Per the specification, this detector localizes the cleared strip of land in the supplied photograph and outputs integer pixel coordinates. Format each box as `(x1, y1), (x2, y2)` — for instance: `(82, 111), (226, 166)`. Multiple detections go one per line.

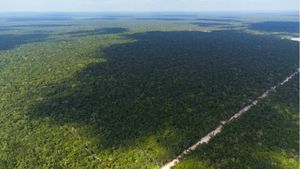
(290, 37), (300, 42)
(161, 69), (299, 169)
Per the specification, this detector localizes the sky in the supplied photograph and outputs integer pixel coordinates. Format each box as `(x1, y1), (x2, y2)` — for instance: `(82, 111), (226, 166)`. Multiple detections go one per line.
(0, 0), (299, 12)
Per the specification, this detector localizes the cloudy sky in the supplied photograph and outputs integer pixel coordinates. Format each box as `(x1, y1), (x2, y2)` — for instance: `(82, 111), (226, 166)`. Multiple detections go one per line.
(0, 0), (299, 12)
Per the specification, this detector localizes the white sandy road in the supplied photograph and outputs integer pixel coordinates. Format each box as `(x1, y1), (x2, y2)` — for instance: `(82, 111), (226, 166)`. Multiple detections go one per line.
(161, 69), (299, 169)
(290, 37), (300, 42)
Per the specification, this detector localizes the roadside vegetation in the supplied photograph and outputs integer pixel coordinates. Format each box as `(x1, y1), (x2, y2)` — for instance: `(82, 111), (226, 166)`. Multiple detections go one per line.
(175, 76), (299, 169)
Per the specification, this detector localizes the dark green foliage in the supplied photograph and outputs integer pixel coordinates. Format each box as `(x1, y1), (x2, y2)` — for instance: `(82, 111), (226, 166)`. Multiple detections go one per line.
(34, 30), (298, 144)
(100, 17), (119, 20)
(0, 27), (13, 31)
(136, 18), (186, 21)
(196, 18), (241, 22)
(249, 21), (300, 33)
(66, 28), (128, 37)
(5, 17), (72, 22)
(28, 30), (298, 167)
(7, 24), (74, 28)
(0, 33), (48, 50)
(157, 14), (197, 17)
(191, 22), (230, 27)
(175, 77), (299, 169)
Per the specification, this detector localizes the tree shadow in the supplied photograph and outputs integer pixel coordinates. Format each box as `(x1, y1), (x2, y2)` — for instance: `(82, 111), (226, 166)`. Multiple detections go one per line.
(248, 21), (300, 33)
(0, 27), (13, 31)
(8, 24), (74, 28)
(176, 77), (299, 169)
(5, 17), (72, 22)
(136, 17), (186, 21)
(196, 18), (241, 22)
(191, 22), (231, 27)
(29, 30), (299, 150)
(0, 33), (48, 51)
(65, 27), (128, 37)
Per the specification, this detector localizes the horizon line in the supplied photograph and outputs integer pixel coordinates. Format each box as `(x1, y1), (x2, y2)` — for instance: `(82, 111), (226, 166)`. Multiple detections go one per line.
(0, 10), (299, 13)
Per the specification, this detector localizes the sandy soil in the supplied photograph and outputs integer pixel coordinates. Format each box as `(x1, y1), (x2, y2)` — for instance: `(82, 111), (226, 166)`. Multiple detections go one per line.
(290, 37), (300, 42)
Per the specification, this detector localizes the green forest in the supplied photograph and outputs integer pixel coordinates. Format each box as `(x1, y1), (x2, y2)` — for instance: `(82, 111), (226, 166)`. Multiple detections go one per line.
(175, 76), (299, 169)
(0, 13), (299, 169)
